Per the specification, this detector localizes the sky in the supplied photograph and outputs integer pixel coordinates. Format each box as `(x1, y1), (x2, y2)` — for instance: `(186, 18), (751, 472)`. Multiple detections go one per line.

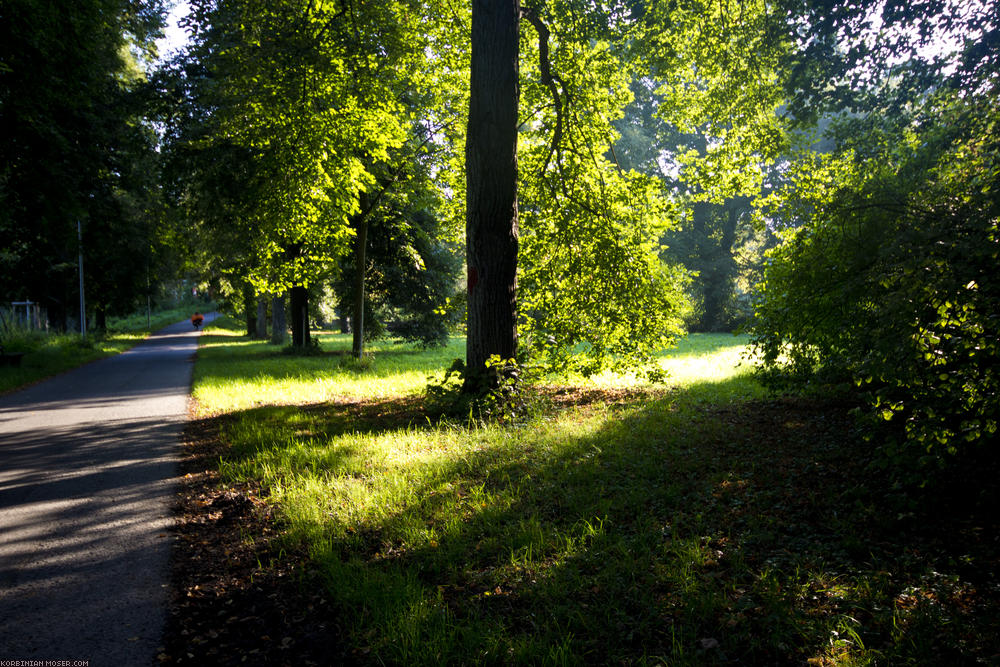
(155, 1), (192, 62)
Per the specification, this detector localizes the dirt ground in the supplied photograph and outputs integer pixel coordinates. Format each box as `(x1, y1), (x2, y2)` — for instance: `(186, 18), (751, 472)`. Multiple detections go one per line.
(160, 414), (352, 666)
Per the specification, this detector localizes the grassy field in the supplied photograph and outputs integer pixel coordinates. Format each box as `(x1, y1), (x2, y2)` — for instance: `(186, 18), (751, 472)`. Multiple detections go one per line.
(0, 305), (208, 394)
(184, 318), (999, 665)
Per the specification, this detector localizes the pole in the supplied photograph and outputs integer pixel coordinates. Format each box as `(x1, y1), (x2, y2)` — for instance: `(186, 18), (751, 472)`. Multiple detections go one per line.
(78, 220), (86, 340)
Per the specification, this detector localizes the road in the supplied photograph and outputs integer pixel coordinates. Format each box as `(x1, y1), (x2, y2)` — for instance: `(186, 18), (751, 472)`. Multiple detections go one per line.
(0, 315), (214, 665)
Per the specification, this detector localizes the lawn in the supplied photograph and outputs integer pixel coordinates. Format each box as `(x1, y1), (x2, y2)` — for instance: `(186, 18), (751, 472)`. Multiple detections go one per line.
(171, 318), (1000, 665)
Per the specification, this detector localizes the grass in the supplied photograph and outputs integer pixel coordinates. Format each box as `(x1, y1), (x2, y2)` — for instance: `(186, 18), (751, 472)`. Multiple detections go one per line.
(192, 319), (999, 665)
(191, 325), (466, 413)
(0, 305), (209, 394)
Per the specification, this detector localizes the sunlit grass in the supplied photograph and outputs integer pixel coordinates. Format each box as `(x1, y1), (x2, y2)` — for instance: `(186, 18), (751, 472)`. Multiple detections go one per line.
(194, 321), (996, 664)
(658, 333), (753, 383)
(191, 320), (466, 414)
(192, 320), (760, 414)
(561, 333), (764, 405)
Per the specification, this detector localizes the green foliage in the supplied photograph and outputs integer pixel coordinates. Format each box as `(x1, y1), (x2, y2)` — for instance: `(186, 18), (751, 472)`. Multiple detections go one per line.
(334, 179), (462, 349)
(772, 0), (998, 124)
(0, 0), (166, 325)
(516, 8), (692, 376)
(168, 1), (447, 291)
(608, 2), (793, 335)
(425, 355), (548, 423)
(751, 91), (1000, 469)
(163, 1), (467, 353)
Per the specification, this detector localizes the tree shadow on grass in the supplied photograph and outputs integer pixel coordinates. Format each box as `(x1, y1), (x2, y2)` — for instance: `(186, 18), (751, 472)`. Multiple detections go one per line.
(173, 375), (1000, 665)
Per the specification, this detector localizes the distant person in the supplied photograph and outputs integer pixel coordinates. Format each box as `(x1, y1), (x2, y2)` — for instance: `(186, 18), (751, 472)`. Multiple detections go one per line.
(191, 312), (204, 329)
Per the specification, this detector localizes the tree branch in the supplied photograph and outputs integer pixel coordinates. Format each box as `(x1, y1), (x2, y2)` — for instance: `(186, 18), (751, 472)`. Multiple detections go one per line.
(520, 7), (565, 180)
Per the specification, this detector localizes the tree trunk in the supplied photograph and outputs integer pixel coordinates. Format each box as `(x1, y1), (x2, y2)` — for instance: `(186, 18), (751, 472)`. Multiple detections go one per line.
(465, 0), (520, 388)
(690, 133), (715, 332)
(339, 310), (349, 334)
(710, 198), (744, 331)
(351, 202), (369, 359)
(243, 286), (255, 337)
(692, 197), (713, 331)
(290, 285), (310, 348)
(95, 306), (107, 334)
(271, 292), (287, 345)
(255, 297), (268, 339)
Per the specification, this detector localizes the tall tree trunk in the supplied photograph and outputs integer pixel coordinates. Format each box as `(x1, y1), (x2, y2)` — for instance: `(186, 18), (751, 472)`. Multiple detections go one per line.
(290, 285), (310, 348)
(243, 286), (255, 337)
(46, 300), (67, 332)
(271, 292), (287, 345)
(690, 133), (715, 332)
(704, 198), (744, 332)
(351, 200), (369, 359)
(465, 0), (520, 389)
(255, 297), (268, 339)
(692, 198), (714, 331)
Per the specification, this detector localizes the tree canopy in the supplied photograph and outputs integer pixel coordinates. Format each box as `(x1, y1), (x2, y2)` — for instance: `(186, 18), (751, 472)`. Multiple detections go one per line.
(3, 0), (997, 471)
(748, 0), (999, 469)
(1, 0), (166, 328)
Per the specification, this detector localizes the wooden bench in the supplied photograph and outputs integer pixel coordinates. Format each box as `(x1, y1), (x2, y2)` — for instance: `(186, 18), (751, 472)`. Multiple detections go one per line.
(0, 345), (25, 367)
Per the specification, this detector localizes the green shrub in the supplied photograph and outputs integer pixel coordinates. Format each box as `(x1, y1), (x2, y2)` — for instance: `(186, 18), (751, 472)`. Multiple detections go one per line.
(751, 92), (1000, 473)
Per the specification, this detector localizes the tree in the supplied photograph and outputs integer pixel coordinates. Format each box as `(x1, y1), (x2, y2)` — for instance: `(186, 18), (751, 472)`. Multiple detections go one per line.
(613, 79), (770, 332)
(1, 0), (166, 329)
(748, 0), (999, 469)
(464, 0), (521, 386)
(156, 46), (263, 337)
(334, 160), (462, 352)
(170, 0), (454, 348)
(465, 1), (700, 384)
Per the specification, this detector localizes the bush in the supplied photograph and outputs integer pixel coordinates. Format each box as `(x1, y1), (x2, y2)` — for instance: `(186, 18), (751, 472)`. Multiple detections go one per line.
(751, 92), (1000, 472)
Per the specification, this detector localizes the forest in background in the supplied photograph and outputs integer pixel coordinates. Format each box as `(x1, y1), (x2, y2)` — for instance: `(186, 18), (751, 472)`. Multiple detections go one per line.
(2, 0), (997, 471)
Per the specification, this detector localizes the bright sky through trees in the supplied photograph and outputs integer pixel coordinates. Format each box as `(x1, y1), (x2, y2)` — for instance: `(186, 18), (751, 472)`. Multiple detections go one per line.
(155, 1), (190, 61)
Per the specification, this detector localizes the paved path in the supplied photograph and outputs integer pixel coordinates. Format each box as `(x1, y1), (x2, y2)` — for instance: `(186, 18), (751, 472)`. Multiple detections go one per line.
(0, 315), (215, 665)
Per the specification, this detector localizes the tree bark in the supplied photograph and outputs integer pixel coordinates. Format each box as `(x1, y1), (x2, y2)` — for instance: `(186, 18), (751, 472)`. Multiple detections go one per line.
(255, 297), (268, 339)
(351, 202), (369, 359)
(690, 133), (716, 332)
(290, 285), (310, 348)
(243, 286), (255, 337)
(465, 0), (520, 388)
(270, 292), (287, 345)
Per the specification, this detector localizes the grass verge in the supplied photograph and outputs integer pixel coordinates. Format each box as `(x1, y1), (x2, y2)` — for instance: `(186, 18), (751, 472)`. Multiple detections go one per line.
(168, 320), (1000, 665)
(0, 305), (208, 394)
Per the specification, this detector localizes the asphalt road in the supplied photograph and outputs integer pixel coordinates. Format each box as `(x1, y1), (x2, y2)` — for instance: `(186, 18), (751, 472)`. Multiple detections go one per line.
(0, 314), (215, 665)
